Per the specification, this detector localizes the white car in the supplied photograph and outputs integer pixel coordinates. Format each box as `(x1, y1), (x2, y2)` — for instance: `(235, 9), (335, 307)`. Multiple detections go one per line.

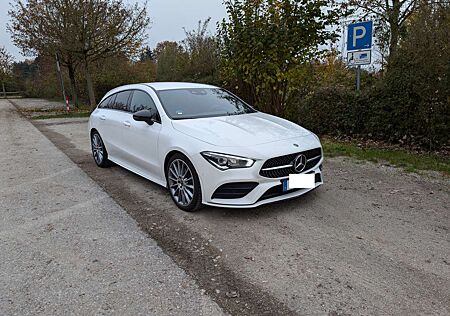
(89, 82), (323, 211)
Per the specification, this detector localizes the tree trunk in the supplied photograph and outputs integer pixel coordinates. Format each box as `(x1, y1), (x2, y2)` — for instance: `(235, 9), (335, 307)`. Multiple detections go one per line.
(388, 24), (399, 62)
(84, 58), (96, 109)
(387, 0), (401, 66)
(67, 62), (78, 107)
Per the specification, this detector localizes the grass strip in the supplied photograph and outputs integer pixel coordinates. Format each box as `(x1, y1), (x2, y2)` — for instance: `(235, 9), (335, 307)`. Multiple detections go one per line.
(322, 138), (450, 175)
(32, 112), (91, 120)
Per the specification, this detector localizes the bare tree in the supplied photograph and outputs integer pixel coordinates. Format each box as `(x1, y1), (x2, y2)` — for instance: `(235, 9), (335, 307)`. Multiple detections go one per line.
(66, 0), (150, 108)
(0, 47), (14, 96)
(9, 0), (81, 104)
(181, 18), (219, 83)
(9, 0), (150, 108)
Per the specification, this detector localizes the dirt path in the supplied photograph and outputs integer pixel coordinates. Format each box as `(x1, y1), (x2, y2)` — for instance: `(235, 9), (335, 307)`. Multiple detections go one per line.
(12, 99), (450, 315)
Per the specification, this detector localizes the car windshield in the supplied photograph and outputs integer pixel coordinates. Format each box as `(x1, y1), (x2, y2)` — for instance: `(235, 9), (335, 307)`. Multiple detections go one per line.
(157, 88), (256, 120)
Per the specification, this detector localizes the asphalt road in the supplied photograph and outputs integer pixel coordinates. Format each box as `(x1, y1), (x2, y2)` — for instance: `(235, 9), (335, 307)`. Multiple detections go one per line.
(3, 98), (450, 315)
(0, 99), (223, 316)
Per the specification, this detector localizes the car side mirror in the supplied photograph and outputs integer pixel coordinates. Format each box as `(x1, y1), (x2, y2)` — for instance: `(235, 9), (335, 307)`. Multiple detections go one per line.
(133, 109), (157, 125)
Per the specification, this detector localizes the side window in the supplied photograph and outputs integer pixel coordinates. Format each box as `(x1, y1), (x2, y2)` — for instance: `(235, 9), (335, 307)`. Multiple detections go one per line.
(112, 91), (132, 111)
(98, 95), (111, 109)
(130, 90), (158, 113)
(107, 94), (117, 109)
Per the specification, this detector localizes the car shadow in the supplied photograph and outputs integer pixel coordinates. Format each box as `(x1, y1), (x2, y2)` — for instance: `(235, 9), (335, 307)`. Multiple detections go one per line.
(107, 161), (323, 220)
(196, 187), (323, 219)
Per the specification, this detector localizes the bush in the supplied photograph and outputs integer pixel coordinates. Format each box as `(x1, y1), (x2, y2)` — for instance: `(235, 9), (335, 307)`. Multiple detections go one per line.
(296, 81), (449, 150)
(90, 56), (156, 102)
(297, 86), (361, 136)
(292, 4), (450, 150)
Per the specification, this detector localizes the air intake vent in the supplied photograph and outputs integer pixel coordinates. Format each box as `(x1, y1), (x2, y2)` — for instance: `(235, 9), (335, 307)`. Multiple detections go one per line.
(212, 182), (259, 199)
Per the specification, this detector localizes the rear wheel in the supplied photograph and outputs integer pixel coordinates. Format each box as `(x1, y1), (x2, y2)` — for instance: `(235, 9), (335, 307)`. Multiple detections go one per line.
(91, 131), (110, 168)
(166, 154), (202, 212)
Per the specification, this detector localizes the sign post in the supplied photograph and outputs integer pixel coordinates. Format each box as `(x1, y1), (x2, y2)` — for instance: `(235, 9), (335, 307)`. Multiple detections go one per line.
(346, 21), (373, 92)
(356, 66), (361, 91)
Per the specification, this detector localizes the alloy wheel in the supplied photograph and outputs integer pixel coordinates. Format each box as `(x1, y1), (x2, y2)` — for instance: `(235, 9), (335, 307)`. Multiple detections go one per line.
(168, 159), (195, 206)
(92, 133), (104, 165)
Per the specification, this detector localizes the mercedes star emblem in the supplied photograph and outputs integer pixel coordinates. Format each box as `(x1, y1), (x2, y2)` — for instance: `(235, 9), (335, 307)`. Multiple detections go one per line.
(293, 154), (307, 173)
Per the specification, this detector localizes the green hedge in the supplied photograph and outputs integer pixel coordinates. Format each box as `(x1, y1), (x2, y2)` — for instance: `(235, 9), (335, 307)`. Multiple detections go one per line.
(296, 84), (449, 150)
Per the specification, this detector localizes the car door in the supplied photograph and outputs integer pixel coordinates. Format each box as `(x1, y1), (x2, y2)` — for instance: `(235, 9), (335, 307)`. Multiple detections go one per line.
(94, 93), (116, 150)
(103, 90), (133, 163)
(122, 89), (162, 179)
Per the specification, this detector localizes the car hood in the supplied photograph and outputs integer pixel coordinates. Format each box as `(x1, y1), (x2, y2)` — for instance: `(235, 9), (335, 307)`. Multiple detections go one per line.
(171, 112), (312, 147)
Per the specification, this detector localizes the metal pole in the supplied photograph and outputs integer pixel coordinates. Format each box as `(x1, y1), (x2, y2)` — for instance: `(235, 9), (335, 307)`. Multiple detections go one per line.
(55, 53), (68, 110)
(356, 65), (361, 92)
(2, 82), (5, 98)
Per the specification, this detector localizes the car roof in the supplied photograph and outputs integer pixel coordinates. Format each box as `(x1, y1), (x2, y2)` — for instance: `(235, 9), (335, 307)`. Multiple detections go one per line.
(144, 82), (217, 91)
(99, 82), (220, 104)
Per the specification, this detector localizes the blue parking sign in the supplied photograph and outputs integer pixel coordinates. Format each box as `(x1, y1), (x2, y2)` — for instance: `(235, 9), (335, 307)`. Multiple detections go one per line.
(347, 21), (373, 51)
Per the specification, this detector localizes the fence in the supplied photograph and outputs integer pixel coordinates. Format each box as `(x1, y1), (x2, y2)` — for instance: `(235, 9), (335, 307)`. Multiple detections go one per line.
(0, 91), (25, 99)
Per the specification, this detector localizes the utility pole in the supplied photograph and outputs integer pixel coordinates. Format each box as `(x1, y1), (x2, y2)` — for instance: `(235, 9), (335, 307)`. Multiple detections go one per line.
(55, 53), (70, 112)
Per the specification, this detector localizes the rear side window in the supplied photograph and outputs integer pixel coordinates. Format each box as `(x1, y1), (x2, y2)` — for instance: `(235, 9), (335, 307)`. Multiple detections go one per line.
(108, 94), (117, 108)
(129, 90), (157, 113)
(98, 95), (111, 108)
(112, 91), (132, 111)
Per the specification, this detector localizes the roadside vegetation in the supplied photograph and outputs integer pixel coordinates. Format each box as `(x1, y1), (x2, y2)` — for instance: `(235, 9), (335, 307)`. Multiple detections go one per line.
(1, 0), (448, 163)
(31, 113), (90, 120)
(323, 138), (450, 175)
(31, 111), (91, 120)
(18, 103), (91, 120)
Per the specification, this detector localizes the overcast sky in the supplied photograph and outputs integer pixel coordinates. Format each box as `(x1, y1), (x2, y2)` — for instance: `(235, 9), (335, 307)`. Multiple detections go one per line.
(0, 0), (227, 60)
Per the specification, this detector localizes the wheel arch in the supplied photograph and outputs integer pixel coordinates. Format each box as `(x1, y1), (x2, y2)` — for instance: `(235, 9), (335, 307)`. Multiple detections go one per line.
(163, 149), (202, 189)
(164, 149), (204, 211)
(90, 128), (99, 138)
(90, 128), (110, 154)
(164, 150), (186, 180)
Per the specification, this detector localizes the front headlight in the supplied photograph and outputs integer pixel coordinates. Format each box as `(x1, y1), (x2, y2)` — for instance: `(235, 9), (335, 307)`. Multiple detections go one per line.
(201, 152), (255, 170)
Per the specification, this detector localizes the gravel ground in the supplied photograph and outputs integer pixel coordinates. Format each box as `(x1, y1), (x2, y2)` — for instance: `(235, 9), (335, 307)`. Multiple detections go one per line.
(11, 98), (67, 111)
(0, 99), (224, 316)
(4, 98), (450, 315)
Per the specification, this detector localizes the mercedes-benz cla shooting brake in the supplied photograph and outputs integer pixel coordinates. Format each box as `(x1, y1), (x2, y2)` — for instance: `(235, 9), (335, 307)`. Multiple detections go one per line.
(89, 83), (323, 211)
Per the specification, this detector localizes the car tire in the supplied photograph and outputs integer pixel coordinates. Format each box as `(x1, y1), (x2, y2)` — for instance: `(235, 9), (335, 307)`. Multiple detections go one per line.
(91, 131), (110, 168)
(166, 153), (202, 212)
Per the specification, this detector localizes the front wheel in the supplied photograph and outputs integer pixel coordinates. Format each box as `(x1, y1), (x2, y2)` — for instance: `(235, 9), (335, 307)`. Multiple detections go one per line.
(166, 154), (202, 212)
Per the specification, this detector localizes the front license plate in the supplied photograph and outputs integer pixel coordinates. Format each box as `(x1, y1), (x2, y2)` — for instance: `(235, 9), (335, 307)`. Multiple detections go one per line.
(282, 179), (289, 192)
(283, 174), (316, 191)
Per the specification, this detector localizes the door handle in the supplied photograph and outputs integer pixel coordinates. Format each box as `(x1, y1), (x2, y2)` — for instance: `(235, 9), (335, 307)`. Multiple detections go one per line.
(123, 121), (131, 127)
(100, 115), (106, 120)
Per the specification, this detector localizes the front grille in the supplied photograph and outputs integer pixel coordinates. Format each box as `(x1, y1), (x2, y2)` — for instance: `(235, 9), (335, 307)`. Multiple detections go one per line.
(259, 148), (322, 178)
(212, 182), (258, 199)
(258, 186), (302, 201)
(258, 172), (322, 201)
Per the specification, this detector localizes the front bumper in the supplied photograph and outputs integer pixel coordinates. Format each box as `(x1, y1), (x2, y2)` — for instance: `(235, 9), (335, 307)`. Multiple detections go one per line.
(192, 152), (323, 208)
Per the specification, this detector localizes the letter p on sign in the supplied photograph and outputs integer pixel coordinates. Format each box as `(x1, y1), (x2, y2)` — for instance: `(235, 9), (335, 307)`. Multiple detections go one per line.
(353, 26), (366, 47)
(347, 21), (373, 51)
